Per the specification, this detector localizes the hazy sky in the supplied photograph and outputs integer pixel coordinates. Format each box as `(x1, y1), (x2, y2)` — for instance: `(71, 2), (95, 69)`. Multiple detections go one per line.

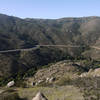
(0, 0), (100, 19)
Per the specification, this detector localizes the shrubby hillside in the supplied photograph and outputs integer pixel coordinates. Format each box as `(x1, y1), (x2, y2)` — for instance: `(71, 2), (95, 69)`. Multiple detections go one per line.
(0, 14), (100, 50)
(0, 14), (100, 82)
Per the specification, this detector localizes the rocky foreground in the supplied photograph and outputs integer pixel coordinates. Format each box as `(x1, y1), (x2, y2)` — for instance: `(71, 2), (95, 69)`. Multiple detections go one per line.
(1, 60), (100, 100)
(0, 85), (84, 100)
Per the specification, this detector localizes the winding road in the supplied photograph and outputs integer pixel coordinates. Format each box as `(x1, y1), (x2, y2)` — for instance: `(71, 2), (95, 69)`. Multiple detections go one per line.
(0, 45), (99, 53)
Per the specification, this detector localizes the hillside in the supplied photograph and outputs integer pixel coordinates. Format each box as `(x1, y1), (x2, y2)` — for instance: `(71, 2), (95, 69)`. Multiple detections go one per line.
(0, 14), (100, 49)
(1, 60), (100, 100)
(0, 14), (100, 83)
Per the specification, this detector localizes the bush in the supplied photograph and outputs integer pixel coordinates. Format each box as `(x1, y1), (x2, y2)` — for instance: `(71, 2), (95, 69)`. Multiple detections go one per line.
(55, 76), (72, 86)
(0, 92), (21, 100)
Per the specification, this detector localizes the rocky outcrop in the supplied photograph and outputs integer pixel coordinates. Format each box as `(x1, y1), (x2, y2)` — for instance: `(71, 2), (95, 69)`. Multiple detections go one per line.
(79, 68), (100, 78)
(32, 92), (48, 100)
(26, 60), (84, 87)
(31, 61), (84, 81)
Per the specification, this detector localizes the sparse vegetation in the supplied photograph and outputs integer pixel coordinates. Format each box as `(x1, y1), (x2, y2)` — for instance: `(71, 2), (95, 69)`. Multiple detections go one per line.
(0, 14), (100, 100)
(17, 86), (84, 100)
(0, 89), (22, 100)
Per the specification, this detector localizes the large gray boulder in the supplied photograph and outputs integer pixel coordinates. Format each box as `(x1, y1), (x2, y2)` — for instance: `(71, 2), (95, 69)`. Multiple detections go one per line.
(7, 81), (15, 88)
(32, 92), (48, 100)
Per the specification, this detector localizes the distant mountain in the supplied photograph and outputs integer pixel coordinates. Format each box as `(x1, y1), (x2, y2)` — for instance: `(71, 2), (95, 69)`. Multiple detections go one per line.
(0, 14), (100, 49)
(0, 14), (100, 81)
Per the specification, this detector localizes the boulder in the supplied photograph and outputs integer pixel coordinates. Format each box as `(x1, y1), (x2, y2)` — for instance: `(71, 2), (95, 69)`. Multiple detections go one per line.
(79, 73), (88, 78)
(7, 81), (15, 88)
(31, 82), (36, 86)
(49, 77), (55, 83)
(46, 77), (50, 83)
(94, 68), (100, 73)
(36, 80), (44, 86)
(32, 92), (48, 100)
(46, 77), (55, 83)
(88, 69), (93, 73)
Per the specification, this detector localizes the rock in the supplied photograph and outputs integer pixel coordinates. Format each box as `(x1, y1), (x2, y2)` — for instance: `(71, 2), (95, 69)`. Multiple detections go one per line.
(79, 73), (88, 77)
(36, 80), (44, 85)
(94, 68), (100, 73)
(7, 81), (15, 88)
(49, 77), (55, 83)
(32, 92), (48, 100)
(31, 82), (36, 86)
(96, 74), (100, 77)
(93, 74), (96, 77)
(38, 80), (44, 83)
(46, 77), (55, 83)
(46, 77), (50, 83)
(35, 82), (38, 86)
(88, 69), (93, 73)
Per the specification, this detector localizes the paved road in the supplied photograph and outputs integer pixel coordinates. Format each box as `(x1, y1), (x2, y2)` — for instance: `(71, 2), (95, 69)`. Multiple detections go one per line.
(0, 45), (40, 53)
(0, 45), (99, 53)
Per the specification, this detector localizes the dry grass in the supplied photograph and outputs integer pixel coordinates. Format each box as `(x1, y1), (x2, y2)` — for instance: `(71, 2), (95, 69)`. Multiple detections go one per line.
(17, 85), (84, 100)
(0, 88), (21, 100)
